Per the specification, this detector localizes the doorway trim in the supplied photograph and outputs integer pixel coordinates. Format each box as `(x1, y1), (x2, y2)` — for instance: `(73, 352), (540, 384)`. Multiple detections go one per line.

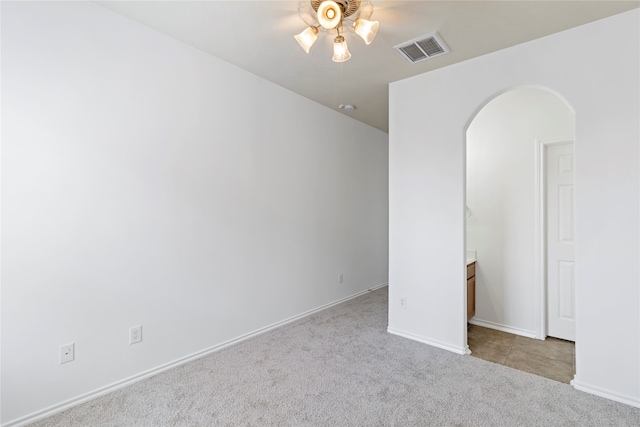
(534, 136), (574, 340)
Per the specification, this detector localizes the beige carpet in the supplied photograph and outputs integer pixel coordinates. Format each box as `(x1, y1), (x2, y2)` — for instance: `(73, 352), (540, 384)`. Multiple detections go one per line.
(31, 287), (640, 426)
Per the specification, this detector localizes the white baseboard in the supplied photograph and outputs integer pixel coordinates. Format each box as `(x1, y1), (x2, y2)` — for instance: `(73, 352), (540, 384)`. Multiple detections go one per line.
(3, 283), (388, 427)
(469, 318), (537, 339)
(572, 378), (640, 408)
(387, 327), (467, 355)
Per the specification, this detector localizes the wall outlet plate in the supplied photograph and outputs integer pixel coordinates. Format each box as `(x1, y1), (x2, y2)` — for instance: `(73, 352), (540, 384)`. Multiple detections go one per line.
(60, 343), (75, 364)
(129, 325), (142, 344)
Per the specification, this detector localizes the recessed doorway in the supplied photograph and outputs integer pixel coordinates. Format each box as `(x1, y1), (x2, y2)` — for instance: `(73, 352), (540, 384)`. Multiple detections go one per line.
(465, 87), (575, 380)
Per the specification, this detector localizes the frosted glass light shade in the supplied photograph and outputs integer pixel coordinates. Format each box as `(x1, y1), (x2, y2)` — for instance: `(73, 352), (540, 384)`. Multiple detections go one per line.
(294, 26), (319, 53)
(332, 35), (351, 62)
(353, 19), (379, 45)
(317, 0), (342, 29)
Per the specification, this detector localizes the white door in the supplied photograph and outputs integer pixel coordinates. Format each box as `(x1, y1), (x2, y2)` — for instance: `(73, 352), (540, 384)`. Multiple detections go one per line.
(546, 142), (575, 341)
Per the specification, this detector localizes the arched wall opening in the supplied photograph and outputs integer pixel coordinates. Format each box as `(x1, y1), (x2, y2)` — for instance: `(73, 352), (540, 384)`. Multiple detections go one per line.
(388, 10), (639, 406)
(464, 87), (575, 342)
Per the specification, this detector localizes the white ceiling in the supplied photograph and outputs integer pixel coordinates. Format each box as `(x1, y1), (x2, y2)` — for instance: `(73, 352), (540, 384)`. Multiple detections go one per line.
(95, 1), (639, 132)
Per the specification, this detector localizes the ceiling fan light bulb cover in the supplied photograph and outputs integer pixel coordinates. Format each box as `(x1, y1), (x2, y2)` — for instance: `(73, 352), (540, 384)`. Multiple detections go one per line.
(354, 18), (379, 44)
(294, 26), (318, 53)
(317, 0), (343, 29)
(332, 35), (351, 62)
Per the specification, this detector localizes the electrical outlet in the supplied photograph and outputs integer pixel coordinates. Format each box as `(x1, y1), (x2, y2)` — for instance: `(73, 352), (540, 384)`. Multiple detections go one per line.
(60, 343), (75, 364)
(339, 273), (344, 284)
(400, 297), (407, 309)
(129, 325), (142, 345)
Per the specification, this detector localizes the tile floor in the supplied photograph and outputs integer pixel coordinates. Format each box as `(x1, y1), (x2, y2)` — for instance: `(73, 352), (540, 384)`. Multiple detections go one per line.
(467, 324), (575, 384)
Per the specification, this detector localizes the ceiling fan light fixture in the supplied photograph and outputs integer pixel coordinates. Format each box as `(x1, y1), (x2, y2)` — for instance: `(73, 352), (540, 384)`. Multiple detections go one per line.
(332, 35), (351, 62)
(294, 26), (319, 53)
(353, 18), (379, 45)
(317, 0), (343, 29)
(295, 0), (377, 62)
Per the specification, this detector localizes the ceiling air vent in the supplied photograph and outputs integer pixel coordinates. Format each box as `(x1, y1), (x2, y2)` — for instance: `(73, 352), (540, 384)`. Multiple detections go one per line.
(394, 32), (450, 64)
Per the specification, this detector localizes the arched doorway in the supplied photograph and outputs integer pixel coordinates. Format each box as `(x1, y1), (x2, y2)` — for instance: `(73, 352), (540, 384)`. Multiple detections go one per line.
(465, 87), (576, 382)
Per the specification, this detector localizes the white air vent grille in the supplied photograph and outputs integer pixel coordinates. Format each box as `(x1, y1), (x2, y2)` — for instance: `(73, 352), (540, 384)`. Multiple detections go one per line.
(394, 32), (450, 64)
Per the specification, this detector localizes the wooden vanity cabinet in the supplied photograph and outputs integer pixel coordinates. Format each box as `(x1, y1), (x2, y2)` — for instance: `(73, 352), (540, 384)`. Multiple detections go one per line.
(467, 262), (476, 321)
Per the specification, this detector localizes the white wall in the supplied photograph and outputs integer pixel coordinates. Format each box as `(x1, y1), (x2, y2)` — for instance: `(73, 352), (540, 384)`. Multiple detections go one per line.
(389, 9), (639, 407)
(466, 88), (574, 336)
(0, 2), (389, 424)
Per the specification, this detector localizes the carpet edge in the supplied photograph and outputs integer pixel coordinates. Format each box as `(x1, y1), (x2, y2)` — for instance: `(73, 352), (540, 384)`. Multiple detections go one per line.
(2, 283), (389, 427)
